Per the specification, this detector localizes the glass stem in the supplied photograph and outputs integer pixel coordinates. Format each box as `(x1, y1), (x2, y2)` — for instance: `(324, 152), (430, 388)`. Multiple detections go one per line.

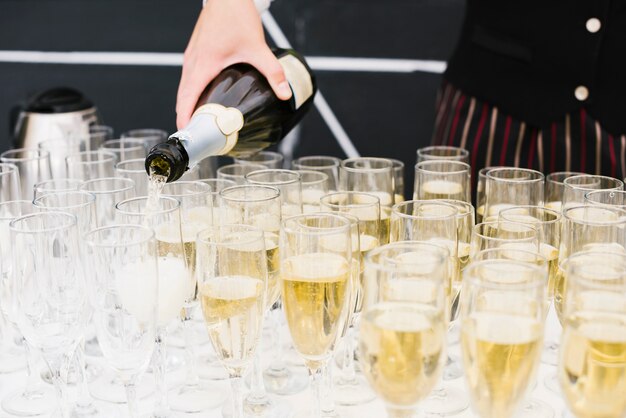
(154, 328), (169, 417)
(341, 326), (356, 383)
(181, 311), (200, 387)
(23, 337), (41, 395)
(46, 354), (70, 418)
(230, 376), (244, 418)
(74, 340), (95, 410)
(268, 303), (285, 372)
(249, 349), (268, 400)
(308, 366), (324, 418)
(125, 381), (140, 418)
(321, 358), (337, 416)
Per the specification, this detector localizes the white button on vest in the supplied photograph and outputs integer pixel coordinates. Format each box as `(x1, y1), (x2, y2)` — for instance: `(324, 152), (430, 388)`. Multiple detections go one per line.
(586, 18), (601, 33)
(575, 85), (589, 101)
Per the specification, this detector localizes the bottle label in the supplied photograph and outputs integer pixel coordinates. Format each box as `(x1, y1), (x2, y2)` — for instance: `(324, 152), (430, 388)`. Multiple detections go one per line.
(278, 54), (314, 110)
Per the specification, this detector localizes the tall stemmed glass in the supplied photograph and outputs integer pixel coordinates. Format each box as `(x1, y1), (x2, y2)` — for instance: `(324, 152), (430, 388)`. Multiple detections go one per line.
(280, 213), (353, 418)
(83, 225), (158, 418)
(65, 150), (118, 181)
(360, 241), (449, 418)
(416, 145), (469, 163)
(217, 163), (266, 185)
(88, 125), (114, 150)
(559, 251), (626, 418)
(413, 160), (471, 202)
(160, 181), (227, 414)
(245, 169), (303, 217)
(235, 151), (285, 168)
(544, 172), (584, 212)
(561, 174), (623, 211)
(80, 177), (135, 226)
(292, 155), (341, 191)
(0, 163), (21, 201)
(100, 138), (147, 162)
(389, 200), (469, 415)
(294, 170), (330, 213)
(10, 212), (88, 418)
(461, 259), (546, 418)
(196, 225), (268, 418)
(0, 148), (52, 200)
(115, 196), (190, 417)
(0, 201), (55, 416)
(483, 168), (544, 222)
(320, 192), (383, 406)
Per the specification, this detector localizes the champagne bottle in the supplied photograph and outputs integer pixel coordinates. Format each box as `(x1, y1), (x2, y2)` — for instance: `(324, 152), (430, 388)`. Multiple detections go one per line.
(145, 48), (317, 182)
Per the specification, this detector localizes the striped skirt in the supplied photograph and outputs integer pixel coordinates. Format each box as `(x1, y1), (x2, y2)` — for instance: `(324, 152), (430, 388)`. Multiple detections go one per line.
(431, 81), (626, 182)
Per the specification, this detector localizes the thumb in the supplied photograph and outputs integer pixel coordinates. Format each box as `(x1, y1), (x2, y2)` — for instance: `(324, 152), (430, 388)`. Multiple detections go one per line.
(248, 48), (293, 101)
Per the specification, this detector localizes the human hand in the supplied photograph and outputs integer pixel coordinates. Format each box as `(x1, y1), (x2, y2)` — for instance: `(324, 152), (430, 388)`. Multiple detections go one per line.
(176, 0), (292, 129)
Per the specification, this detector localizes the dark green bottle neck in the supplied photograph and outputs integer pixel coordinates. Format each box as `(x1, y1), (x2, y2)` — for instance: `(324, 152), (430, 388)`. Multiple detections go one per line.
(145, 138), (189, 182)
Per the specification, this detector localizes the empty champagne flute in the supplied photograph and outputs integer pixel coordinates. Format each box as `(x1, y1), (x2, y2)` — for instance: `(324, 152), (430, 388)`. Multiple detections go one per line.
(88, 125), (114, 150)
(33, 178), (83, 199)
(0, 148), (52, 201)
(559, 251), (626, 418)
(292, 155), (341, 191)
(0, 163), (21, 201)
(65, 150), (117, 181)
(544, 172), (584, 212)
(294, 170), (330, 213)
(483, 167), (544, 222)
(217, 163), (266, 185)
(83, 225), (158, 418)
(121, 128), (169, 150)
(196, 225), (269, 418)
(100, 138), (147, 162)
(80, 177), (135, 226)
(10, 212), (88, 418)
(413, 160), (471, 202)
(38, 138), (85, 178)
(115, 196), (190, 417)
(416, 145), (469, 163)
(245, 169), (303, 217)
(461, 259), (546, 418)
(280, 213), (353, 418)
(561, 174), (623, 211)
(360, 241), (449, 417)
(235, 151), (285, 168)
(115, 159), (150, 196)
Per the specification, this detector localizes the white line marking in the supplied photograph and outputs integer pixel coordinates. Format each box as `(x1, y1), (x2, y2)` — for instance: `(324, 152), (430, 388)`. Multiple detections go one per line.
(0, 50), (445, 74)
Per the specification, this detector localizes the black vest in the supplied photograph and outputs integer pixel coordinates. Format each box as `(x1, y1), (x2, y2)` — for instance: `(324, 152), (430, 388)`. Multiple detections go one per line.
(445, 0), (626, 136)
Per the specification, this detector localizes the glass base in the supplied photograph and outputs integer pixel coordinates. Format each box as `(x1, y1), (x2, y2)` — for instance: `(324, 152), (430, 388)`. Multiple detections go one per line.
(515, 398), (554, 418)
(196, 354), (230, 381)
(262, 364), (309, 396)
(70, 402), (120, 418)
(419, 386), (469, 416)
(89, 372), (155, 404)
(1, 386), (57, 416)
(333, 375), (376, 406)
(169, 381), (227, 413)
(222, 395), (293, 418)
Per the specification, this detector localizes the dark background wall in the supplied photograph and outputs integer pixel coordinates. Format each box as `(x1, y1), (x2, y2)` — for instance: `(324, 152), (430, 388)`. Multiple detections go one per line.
(0, 0), (465, 193)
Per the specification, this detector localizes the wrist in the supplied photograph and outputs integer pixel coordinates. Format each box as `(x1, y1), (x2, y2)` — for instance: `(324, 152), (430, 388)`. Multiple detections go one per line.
(202, 0), (271, 13)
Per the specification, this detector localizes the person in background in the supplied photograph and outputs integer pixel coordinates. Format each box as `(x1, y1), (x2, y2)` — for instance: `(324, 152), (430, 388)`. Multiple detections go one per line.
(177, 1), (626, 180)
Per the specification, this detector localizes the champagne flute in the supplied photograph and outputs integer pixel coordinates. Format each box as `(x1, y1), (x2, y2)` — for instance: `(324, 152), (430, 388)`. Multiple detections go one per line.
(38, 137), (85, 179)
(217, 163), (266, 185)
(360, 241), (449, 417)
(10, 212), (88, 418)
(584, 189), (626, 210)
(292, 155), (341, 191)
(115, 195), (190, 417)
(476, 166), (505, 223)
(416, 145), (469, 163)
(0, 201), (55, 416)
(121, 128), (169, 150)
(389, 158), (405, 203)
(461, 259), (546, 418)
(0, 163), (21, 201)
(115, 159), (150, 196)
(33, 178), (83, 199)
(294, 170), (330, 213)
(561, 174), (623, 211)
(0, 148), (52, 201)
(483, 167), (544, 222)
(196, 224), (268, 418)
(100, 138), (147, 162)
(559, 250), (626, 418)
(413, 160), (471, 202)
(470, 220), (539, 258)
(88, 125), (114, 150)
(235, 151), (285, 168)
(280, 213), (353, 418)
(245, 169), (303, 217)
(320, 192), (384, 406)
(198, 178), (236, 224)
(545, 171), (584, 212)
(65, 150), (118, 181)
(80, 177), (135, 226)
(340, 157), (395, 208)
(83, 225), (158, 418)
